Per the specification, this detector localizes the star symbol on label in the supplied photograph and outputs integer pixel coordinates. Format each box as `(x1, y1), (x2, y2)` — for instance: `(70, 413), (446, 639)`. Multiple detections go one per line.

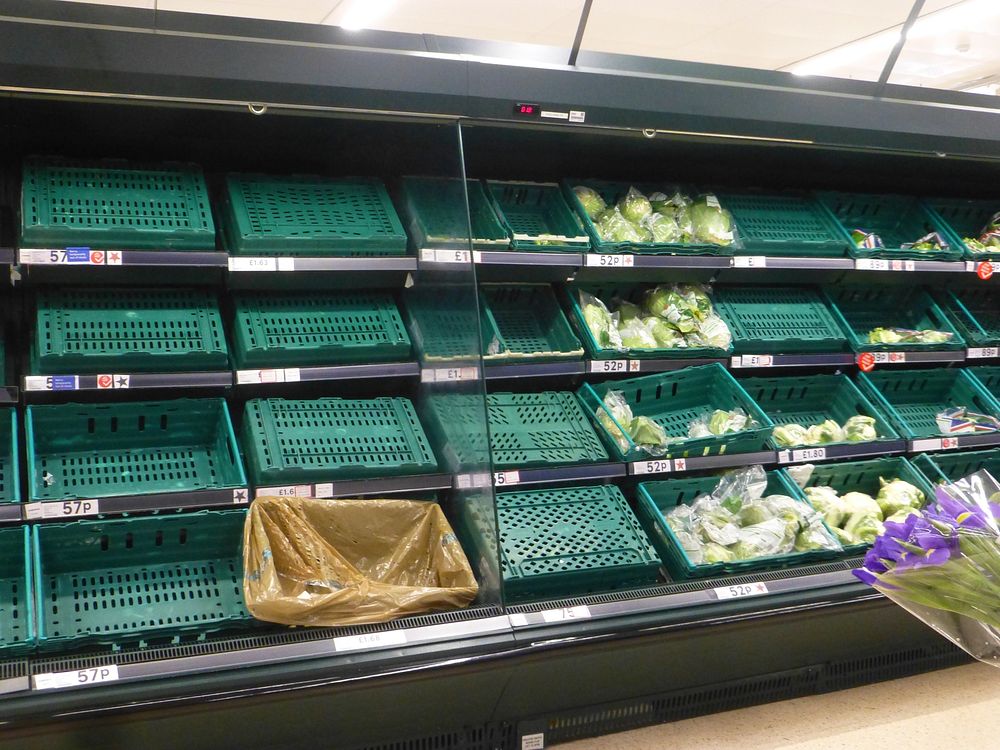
(233, 489), (248, 502)
(109, 252), (122, 264)
(116, 376), (129, 387)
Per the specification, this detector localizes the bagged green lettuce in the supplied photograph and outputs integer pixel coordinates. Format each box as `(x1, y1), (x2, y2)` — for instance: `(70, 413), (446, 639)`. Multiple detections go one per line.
(579, 291), (623, 350)
(618, 318), (658, 349)
(618, 186), (653, 224)
(773, 423), (810, 447)
(597, 391), (633, 454)
(573, 185), (606, 219)
(596, 207), (644, 243)
(688, 194), (735, 245)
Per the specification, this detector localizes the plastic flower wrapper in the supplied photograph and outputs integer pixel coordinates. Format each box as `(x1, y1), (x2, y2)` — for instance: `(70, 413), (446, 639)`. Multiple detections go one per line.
(773, 423), (810, 447)
(642, 211), (682, 243)
(876, 477), (925, 518)
(579, 291), (623, 350)
(844, 415), (878, 442)
(597, 206), (644, 243)
(573, 185), (606, 219)
(805, 419), (845, 445)
(851, 229), (884, 249)
(597, 391), (633, 454)
(688, 408), (755, 439)
(854, 470), (1000, 666)
(688, 194), (735, 245)
(618, 317), (658, 349)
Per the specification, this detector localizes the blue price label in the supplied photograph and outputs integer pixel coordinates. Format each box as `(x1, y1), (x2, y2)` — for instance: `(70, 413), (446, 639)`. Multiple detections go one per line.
(50, 375), (79, 391)
(65, 247), (92, 263)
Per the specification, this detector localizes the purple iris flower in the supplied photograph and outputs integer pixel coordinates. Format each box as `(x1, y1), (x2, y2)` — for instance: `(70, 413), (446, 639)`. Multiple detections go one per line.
(853, 568), (878, 586)
(933, 489), (993, 530)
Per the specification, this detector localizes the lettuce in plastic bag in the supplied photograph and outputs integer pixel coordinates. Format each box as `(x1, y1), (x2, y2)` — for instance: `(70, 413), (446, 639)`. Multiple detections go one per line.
(642, 211), (682, 243)
(618, 186), (653, 224)
(689, 408), (754, 438)
(618, 318), (658, 349)
(597, 391), (633, 454)
(806, 419), (845, 445)
(573, 185), (606, 220)
(580, 291), (623, 349)
(629, 415), (669, 449)
(597, 207), (644, 243)
(688, 194), (735, 245)
(875, 477), (925, 518)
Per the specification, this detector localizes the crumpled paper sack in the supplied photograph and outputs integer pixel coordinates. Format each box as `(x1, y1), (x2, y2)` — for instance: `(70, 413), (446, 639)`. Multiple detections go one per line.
(243, 496), (478, 627)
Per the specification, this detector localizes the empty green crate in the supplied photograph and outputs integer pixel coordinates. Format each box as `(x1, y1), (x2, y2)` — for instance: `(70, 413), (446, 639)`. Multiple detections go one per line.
(740, 374), (899, 450)
(823, 285), (965, 352)
(485, 181), (589, 252)
(33, 510), (249, 649)
(480, 285), (583, 363)
(578, 363), (774, 462)
(0, 409), (20, 504)
(420, 393), (490, 470)
(719, 190), (848, 257)
(496, 484), (660, 601)
(815, 191), (963, 261)
(402, 287), (484, 363)
(912, 449), (1000, 485)
(242, 397), (439, 485)
(856, 369), (1000, 440)
(33, 288), (230, 374)
(713, 286), (848, 353)
(485, 392), (609, 469)
(564, 283), (731, 359)
(636, 470), (838, 579)
(21, 158), (216, 250)
(966, 366), (1000, 401)
(26, 399), (246, 502)
(924, 197), (1000, 261)
(232, 290), (412, 369)
(780, 456), (934, 555)
(0, 526), (33, 654)
(935, 288), (1000, 349)
(223, 174), (407, 256)
(398, 177), (508, 250)
(561, 180), (739, 256)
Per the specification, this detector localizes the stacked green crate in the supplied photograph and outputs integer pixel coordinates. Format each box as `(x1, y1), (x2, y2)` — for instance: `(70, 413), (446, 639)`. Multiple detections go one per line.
(714, 286), (848, 353)
(924, 197), (1000, 261)
(33, 288), (230, 374)
(232, 290), (412, 368)
(0, 526), (33, 654)
(480, 285), (583, 363)
(720, 190), (848, 257)
(912, 449), (1000, 485)
(398, 176), (508, 250)
(935, 287), (1000, 351)
(486, 181), (589, 252)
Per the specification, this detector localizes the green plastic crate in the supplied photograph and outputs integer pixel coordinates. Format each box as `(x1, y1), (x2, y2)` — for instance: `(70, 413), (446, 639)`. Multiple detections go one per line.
(480, 284), (584, 363)
(563, 283), (731, 359)
(0, 526), (33, 655)
(232, 290), (412, 369)
(856, 369), (1000, 440)
(713, 285), (848, 353)
(815, 191), (963, 261)
(485, 392), (609, 469)
(33, 510), (249, 649)
(223, 174), (407, 256)
(740, 374), (900, 451)
(33, 288), (230, 374)
(242, 397), (439, 485)
(402, 286), (485, 363)
(780, 456), (934, 555)
(0, 409), (20, 504)
(823, 285), (965, 352)
(496, 484), (660, 601)
(935, 287), (1000, 349)
(636, 470), (839, 579)
(578, 363), (774, 462)
(912, 449), (1000, 485)
(20, 158), (216, 250)
(924, 197), (1000, 261)
(966, 366), (1000, 401)
(398, 176), (508, 250)
(561, 180), (739, 256)
(485, 181), (589, 252)
(419, 393), (490, 470)
(719, 190), (848, 257)
(26, 399), (246, 502)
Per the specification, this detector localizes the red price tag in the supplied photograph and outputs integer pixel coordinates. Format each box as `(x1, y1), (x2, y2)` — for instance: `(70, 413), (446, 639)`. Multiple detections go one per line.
(857, 352), (876, 372)
(977, 261), (993, 280)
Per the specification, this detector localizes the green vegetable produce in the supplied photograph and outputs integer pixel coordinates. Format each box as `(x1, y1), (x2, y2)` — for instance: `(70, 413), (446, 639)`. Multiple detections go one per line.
(643, 212), (682, 243)
(618, 318), (658, 349)
(629, 415), (668, 448)
(597, 207), (644, 243)
(687, 194), (734, 245)
(868, 327), (904, 344)
(868, 327), (954, 345)
(773, 423), (810, 447)
(688, 312), (732, 350)
(619, 186), (653, 224)
(647, 318), (687, 348)
(844, 415), (878, 442)
(703, 542), (735, 564)
(804, 486), (846, 528)
(806, 419), (845, 445)
(616, 301), (642, 324)
(841, 491), (881, 518)
(580, 292), (622, 349)
(832, 527), (855, 546)
(597, 391), (633, 454)
(573, 185), (606, 219)
(795, 527), (834, 552)
(843, 512), (883, 544)
(876, 477), (925, 518)
(885, 507), (922, 524)
(737, 504), (772, 527)
(692, 408), (752, 437)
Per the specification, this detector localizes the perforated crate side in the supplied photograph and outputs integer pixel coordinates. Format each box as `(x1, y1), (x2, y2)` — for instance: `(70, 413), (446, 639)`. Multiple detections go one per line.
(720, 190), (848, 256)
(398, 176), (508, 250)
(912, 449), (1000, 485)
(924, 197), (1000, 261)
(713, 285), (848, 353)
(0, 526), (33, 654)
(486, 181), (589, 252)
(481, 284), (583, 362)
(936, 288), (1000, 348)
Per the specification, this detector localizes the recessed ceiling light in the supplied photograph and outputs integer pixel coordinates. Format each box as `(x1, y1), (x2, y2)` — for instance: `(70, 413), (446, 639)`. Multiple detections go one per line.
(339, 0), (396, 31)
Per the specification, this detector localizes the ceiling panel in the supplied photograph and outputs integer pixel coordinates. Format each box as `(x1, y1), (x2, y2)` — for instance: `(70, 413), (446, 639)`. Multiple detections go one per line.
(155, 0), (333, 23)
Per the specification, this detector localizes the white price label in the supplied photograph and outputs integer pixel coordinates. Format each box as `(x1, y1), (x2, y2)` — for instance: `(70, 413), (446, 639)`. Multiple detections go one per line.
(791, 447), (827, 462)
(521, 733), (545, 750)
(35, 665), (119, 690)
(540, 605), (591, 623)
(889, 260), (916, 271)
(493, 471), (521, 487)
(585, 253), (635, 268)
(590, 360), (627, 373)
(855, 259), (889, 271)
(334, 630), (407, 652)
(714, 582), (769, 600)
(24, 375), (79, 391)
(21, 248), (108, 265)
(631, 459), (672, 475)
(421, 367), (479, 383)
(733, 256), (766, 268)
(420, 248), (472, 264)
(911, 438), (943, 452)
(25, 500), (101, 520)
(968, 347), (999, 359)
(255, 485), (312, 498)
(228, 257), (277, 272)
(313, 483), (334, 498)
(873, 352), (906, 364)
(942, 437), (960, 450)
(732, 354), (773, 368)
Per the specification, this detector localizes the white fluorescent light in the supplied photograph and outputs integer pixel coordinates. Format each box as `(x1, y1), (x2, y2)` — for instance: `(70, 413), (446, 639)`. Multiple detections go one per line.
(339, 0), (396, 31)
(790, 30), (901, 77)
(907, 0), (996, 41)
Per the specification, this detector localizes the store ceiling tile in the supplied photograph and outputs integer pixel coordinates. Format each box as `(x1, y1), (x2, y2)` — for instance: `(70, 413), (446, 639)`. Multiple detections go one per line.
(58, 0), (157, 8)
(154, 0), (334, 23)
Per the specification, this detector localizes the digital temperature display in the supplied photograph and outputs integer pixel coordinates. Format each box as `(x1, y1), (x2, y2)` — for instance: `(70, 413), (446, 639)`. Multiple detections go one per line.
(514, 103), (540, 117)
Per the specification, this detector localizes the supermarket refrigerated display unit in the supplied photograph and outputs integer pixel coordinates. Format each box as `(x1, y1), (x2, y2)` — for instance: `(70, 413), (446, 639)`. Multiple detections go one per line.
(1, 2), (1000, 748)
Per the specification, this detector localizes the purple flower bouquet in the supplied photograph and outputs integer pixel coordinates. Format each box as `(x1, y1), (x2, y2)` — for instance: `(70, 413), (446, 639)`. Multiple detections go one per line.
(854, 469), (1000, 665)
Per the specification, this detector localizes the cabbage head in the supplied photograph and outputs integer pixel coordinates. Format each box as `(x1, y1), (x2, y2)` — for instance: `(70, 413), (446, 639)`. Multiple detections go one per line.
(688, 194), (734, 245)
(773, 423), (809, 447)
(573, 185), (606, 219)
(806, 419), (845, 445)
(618, 186), (653, 224)
(844, 415), (878, 442)
(876, 477), (925, 518)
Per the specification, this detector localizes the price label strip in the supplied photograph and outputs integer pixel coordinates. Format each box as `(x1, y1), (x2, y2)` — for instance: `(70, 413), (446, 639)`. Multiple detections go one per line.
(911, 437), (960, 452)
(968, 347), (999, 359)
(255, 484), (314, 498)
(584, 254), (635, 268)
(20, 248), (112, 265)
(731, 355), (774, 368)
(236, 368), (301, 384)
(733, 256), (767, 268)
(714, 582), (769, 600)
(333, 630), (407, 653)
(630, 458), (683, 475)
(419, 248), (473, 264)
(35, 665), (119, 690)
(589, 360), (641, 373)
(228, 257), (296, 272)
(25, 499), (101, 520)
(420, 367), (479, 383)
(540, 605), (591, 623)
(493, 471), (521, 487)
